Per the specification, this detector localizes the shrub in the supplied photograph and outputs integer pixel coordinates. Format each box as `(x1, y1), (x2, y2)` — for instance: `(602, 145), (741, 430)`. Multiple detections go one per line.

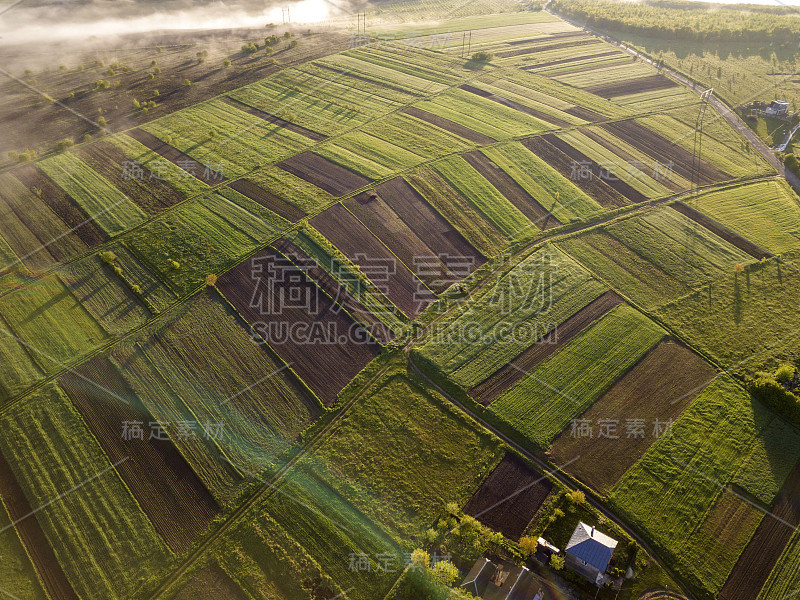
(170, 260), (181, 269)
(148, 73), (155, 80)
(55, 138), (74, 151)
(289, 39), (298, 49)
(241, 41), (258, 53)
(749, 373), (800, 423)
(566, 490), (586, 505)
(183, 79), (192, 87)
(550, 554), (565, 570)
(131, 284), (141, 294)
(205, 273), (218, 286)
(284, 31), (291, 38)
(97, 116), (107, 127)
(471, 51), (493, 62)
(432, 561), (459, 586)
(113, 265), (123, 276)
(99, 251), (117, 264)
(223, 59), (231, 67)
(776, 363), (796, 383)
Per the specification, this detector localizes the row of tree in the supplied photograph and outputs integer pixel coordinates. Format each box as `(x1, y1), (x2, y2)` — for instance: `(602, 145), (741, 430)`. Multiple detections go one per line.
(551, 0), (800, 43)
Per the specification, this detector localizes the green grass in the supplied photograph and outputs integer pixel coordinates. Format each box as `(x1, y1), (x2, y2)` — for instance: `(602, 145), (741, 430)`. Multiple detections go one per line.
(142, 99), (313, 178)
(414, 244), (608, 387)
(0, 384), (173, 600)
(479, 142), (604, 223)
(0, 312), (45, 402)
(246, 165), (333, 215)
(490, 304), (665, 448)
(0, 275), (108, 373)
(115, 291), (323, 476)
(758, 528), (800, 600)
(58, 254), (151, 336)
(124, 195), (268, 296)
(205, 190), (289, 239)
(732, 416), (800, 505)
(686, 180), (800, 254)
(653, 254), (800, 369)
(315, 132), (425, 179)
(105, 243), (177, 312)
(431, 156), (530, 240)
(38, 152), (148, 236)
(611, 376), (772, 597)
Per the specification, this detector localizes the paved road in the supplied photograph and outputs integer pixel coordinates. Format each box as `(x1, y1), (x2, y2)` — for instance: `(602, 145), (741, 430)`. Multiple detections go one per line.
(549, 8), (800, 194)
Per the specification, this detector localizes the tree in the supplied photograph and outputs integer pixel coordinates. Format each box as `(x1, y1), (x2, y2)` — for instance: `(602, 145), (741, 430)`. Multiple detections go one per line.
(97, 116), (107, 127)
(519, 536), (538, 555)
(471, 51), (493, 62)
(566, 490), (586, 505)
(432, 561), (459, 586)
(776, 363), (795, 383)
(205, 274), (218, 287)
(223, 59), (232, 67)
(734, 263), (745, 276)
(550, 554), (565, 570)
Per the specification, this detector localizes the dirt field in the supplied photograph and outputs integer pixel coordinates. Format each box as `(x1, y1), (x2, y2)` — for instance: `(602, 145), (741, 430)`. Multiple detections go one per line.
(671, 202), (772, 260)
(470, 291), (622, 405)
(228, 179), (306, 222)
(0, 449), (79, 600)
(217, 246), (381, 404)
(586, 74), (678, 98)
(223, 97), (328, 141)
(60, 356), (220, 554)
(13, 165), (108, 248)
(497, 37), (598, 58)
(127, 129), (228, 184)
(277, 152), (371, 197)
(462, 150), (563, 229)
(271, 237), (395, 344)
(600, 120), (729, 185)
(78, 139), (187, 214)
(402, 106), (496, 145)
(548, 339), (717, 493)
(563, 106), (607, 122)
(522, 136), (629, 208)
(310, 203), (429, 317)
(458, 84), (572, 128)
(463, 452), (553, 541)
(719, 463), (800, 600)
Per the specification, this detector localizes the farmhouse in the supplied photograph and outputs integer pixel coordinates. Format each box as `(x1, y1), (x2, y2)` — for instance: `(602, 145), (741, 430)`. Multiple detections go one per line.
(460, 558), (555, 600)
(766, 100), (790, 117)
(564, 522), (618, 586)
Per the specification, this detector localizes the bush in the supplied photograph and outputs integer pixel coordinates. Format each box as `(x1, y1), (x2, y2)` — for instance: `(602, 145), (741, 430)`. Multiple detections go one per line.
(170, 260), (181, 269)
(566, 490), (586, 505)
(519, 536), (538, 555)
(289, 39), (298, 49)
(241, 41), (258, 53)
(749, 372), (800, 423)
(776, 363), (796, 383)
(184, 79), (192, 87)
(550, 554), (565, 570)
(97, 116), (107, 127)
(284, 31), (291, 38)
(113, 266), (123, 276)
(55, 138), (74, 152)
(99, 251), (117, 264)
(471, 51), (493, 62)
(223, 59), (231, 67)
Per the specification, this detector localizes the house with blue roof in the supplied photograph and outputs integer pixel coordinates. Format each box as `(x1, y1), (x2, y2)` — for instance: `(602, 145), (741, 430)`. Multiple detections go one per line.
(564, 522), (618, 586)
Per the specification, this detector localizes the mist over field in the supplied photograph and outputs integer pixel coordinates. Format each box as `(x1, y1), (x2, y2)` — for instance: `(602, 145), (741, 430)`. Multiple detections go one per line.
(0, 0), (355, 45)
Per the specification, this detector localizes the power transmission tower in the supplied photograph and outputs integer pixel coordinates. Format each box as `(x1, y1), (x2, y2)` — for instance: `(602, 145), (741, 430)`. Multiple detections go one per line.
(282, 7), (290, 24)
(691, 88), (713, 194)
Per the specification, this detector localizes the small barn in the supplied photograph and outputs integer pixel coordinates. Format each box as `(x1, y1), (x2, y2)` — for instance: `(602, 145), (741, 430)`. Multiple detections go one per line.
(564, 522), (618, 586)
(766, 100), (790, 116)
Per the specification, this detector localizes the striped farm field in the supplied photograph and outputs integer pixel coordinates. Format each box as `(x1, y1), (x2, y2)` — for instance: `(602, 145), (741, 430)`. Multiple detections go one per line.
(431, 155), (531, 240)
(315, 131), (425, 179)
(359, 112), (473, 160)
(686, 180), (800, 254)
(118, 291), (323, 474)
(243, 164), (333, 215)
(141, 99), (314, 178)
(611, 376), (773, 597)
(37, 152), (148, 237)
(414, 244), (609, 388)
(490, 304), (665, 449)
(0, 172), (87, 272)
(0, 480), (49, 600)
(0, 384), (173, 600)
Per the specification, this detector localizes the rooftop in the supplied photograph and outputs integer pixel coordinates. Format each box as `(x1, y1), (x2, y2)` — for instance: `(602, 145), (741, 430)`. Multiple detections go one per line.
(565, 522), (618, 572)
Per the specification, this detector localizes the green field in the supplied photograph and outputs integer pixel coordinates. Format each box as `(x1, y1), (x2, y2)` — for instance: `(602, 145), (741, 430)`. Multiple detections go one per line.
(685, 180), (800, 254)
(758, 529), (800, 600)
(654, 254), (800, 369)
(0, 500), (48, 600)
(245, 165), (333, 215)
(559, 206), (756, 308)
(0, 384), (173, 600)
(123, 194), (270, 296)
(415, 244), (608, 387)
(58, 254), (151, 336)
(732, 416), (800, 505)
(315, 132), (425, 179)
(611, 376), (772, 596)
(38, 153), (148, 236)
(0, 275), (108, 373)
(361, 112), (472, 160)
(491, 304), (665, 448)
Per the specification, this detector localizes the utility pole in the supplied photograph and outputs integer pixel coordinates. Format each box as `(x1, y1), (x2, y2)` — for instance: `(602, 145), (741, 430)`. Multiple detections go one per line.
(692, 88), (713, 194)
(282, 7), (290, 24)
(467, 31), (472, 57)
(461, 32), (466, 58)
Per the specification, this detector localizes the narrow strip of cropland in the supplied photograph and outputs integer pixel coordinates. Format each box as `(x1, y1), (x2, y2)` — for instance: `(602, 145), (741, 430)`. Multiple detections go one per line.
(401, 106), (496, 145)
(222, 97), (328, 141)
(126, 129), (228, 184)
(458, 84), (572, 127)
(671, 202), (772, 259)
(277, 151), (370, 196)
(586, 74), (678, 98)
(227, 179), (306, 222)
